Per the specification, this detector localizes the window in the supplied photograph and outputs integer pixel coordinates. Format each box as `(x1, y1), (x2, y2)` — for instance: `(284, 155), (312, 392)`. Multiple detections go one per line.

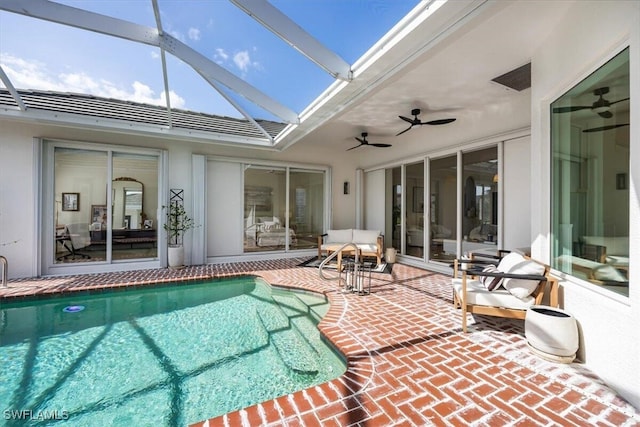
(551, 47), (630, 296)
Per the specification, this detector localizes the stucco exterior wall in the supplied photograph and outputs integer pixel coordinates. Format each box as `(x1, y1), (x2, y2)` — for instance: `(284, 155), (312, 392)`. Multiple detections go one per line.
(530, 0), (640, 408)
(0, 123), (38, 278)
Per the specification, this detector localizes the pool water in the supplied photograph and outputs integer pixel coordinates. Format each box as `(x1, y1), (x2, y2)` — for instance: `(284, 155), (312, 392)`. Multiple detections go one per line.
(0, 277), (346, 426)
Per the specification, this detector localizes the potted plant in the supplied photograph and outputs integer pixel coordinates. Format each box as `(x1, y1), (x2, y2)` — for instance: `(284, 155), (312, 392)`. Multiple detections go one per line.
(163, 202), (195, 268)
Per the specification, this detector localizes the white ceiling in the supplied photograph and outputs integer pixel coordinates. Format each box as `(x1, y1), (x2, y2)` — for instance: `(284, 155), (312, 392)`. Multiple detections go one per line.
(280, 0), (576, 163)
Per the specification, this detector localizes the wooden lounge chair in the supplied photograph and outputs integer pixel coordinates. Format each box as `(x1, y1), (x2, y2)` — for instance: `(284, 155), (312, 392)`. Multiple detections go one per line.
(452, 251), (559, 332)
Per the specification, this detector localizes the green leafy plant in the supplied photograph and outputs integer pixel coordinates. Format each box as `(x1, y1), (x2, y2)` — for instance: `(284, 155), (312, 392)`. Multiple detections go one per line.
(163, 202), (195, 246)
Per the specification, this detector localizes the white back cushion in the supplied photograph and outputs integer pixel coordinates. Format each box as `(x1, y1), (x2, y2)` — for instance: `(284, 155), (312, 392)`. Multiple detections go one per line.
(352, 229), (380, 244)
(583, 236), (629, 256)
(326, 229), (353, 243)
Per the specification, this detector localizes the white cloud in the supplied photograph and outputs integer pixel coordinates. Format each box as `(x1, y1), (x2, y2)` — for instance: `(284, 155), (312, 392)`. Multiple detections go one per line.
(0, 53), (185, 108)
(188, 27), (201, 41)
(234, 51), (251, 72)
(214, 48), (229, 64)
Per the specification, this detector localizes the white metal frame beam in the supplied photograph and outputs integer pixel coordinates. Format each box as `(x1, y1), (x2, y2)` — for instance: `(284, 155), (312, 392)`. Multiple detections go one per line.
(151, 0), (173, 128)
(231, 0), (352, 81)
(0, 0), (299, 125)
(0, 65), (27, 111)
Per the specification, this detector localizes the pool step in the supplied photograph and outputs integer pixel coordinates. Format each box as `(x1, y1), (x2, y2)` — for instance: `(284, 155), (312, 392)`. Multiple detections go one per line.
(271, 292), (328, 324)
(256, 307), (319, 374)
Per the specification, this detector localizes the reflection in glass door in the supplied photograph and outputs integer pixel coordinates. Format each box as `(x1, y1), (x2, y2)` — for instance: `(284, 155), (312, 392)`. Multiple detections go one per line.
(54, 148), (107, 264)
(289, 169), (324, 250)
(244, 166), (287, 252)
(405, 161), (424, 258)
(112, 154), (159, 261)
(429, 155), (457, 262)
(462, 147), (498, 256)
(385, 167), (402, 253)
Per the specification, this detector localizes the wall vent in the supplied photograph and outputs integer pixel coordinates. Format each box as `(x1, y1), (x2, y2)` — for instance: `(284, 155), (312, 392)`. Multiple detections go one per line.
(491, 62), (531, 91)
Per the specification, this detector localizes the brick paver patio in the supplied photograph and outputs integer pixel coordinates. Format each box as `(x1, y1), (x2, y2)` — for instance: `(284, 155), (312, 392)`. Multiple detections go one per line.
(2, 258), (639, 426)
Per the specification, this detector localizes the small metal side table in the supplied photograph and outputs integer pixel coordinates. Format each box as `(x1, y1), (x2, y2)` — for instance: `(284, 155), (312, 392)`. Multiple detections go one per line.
(340, 258), (371, 295)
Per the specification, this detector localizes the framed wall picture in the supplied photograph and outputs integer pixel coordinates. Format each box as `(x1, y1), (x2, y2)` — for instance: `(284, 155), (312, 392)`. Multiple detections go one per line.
(62, 193), (80, 211)
(91, 205), (108, 227)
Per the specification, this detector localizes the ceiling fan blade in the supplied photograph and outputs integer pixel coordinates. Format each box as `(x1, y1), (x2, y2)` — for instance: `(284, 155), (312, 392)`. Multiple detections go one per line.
(582, 123), (629, 133)
(396, 126), (412, 136)
(355, 137), (365, 144)
(346, 144), (363, 151)
(398, 115), (414, 124)
(371, 143), (392, 148)
(552, 105), (591, 113)
(598, 111), (613, 119)
(424, 118), (456, 125)
(609, 97), (630, 106)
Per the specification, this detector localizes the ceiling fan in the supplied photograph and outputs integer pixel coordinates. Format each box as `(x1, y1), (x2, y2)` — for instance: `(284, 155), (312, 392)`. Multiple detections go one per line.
(396, 108), (456, 136)
(347, 132), (392, 150)
(583, 123), (629, 133)
(552, 87), (629, 118)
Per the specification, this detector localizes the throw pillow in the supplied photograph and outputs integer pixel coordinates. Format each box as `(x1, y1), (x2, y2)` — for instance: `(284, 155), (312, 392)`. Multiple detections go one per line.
(498, 252), (546, 299)
(479, 264), (503, 291)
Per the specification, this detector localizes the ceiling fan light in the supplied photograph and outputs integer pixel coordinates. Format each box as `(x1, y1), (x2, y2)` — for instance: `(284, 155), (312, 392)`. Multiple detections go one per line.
(592, 105), (610, 114)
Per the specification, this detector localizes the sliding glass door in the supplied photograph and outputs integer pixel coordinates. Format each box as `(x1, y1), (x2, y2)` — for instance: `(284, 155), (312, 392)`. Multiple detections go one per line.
(383, 147), (499, 264)
(461, 147), (498, 256)
(429, 155), (457, 262)
(49, 143), (160, 270)
(112, 154), (159, 261)
(405, 161), (424, 258)
(244, 165), (325, 253)
(54, 148), (108, 264)
(290, 169), (324, 250)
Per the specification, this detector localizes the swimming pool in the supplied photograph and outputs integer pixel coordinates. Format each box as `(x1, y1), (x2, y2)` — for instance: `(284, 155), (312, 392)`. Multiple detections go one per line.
(0, 277), (346, 426)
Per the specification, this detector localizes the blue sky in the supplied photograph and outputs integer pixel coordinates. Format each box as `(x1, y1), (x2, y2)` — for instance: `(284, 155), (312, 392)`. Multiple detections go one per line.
(0, 0), (419, 121)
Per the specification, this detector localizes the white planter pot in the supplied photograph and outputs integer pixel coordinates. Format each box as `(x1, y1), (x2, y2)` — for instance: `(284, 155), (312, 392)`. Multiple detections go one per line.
(167, 245), (185, 269)
(525, 305), (579, 363)
(385, 248), (397, 263)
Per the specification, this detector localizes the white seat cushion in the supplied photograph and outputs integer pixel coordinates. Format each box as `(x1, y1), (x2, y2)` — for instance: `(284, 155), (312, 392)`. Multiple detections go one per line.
(606, 255), (629, 268)
(355, 243), (378, 253)
(453, 280), (535, 310)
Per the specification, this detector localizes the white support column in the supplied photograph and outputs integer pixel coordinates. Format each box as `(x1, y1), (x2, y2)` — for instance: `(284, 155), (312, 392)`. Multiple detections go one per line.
(355, 169), (364, 229)
(191, 155), (207, 265)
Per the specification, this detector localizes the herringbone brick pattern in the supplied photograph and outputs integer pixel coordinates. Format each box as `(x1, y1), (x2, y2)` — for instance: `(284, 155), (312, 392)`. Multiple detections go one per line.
(2, 258), (639, 426)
